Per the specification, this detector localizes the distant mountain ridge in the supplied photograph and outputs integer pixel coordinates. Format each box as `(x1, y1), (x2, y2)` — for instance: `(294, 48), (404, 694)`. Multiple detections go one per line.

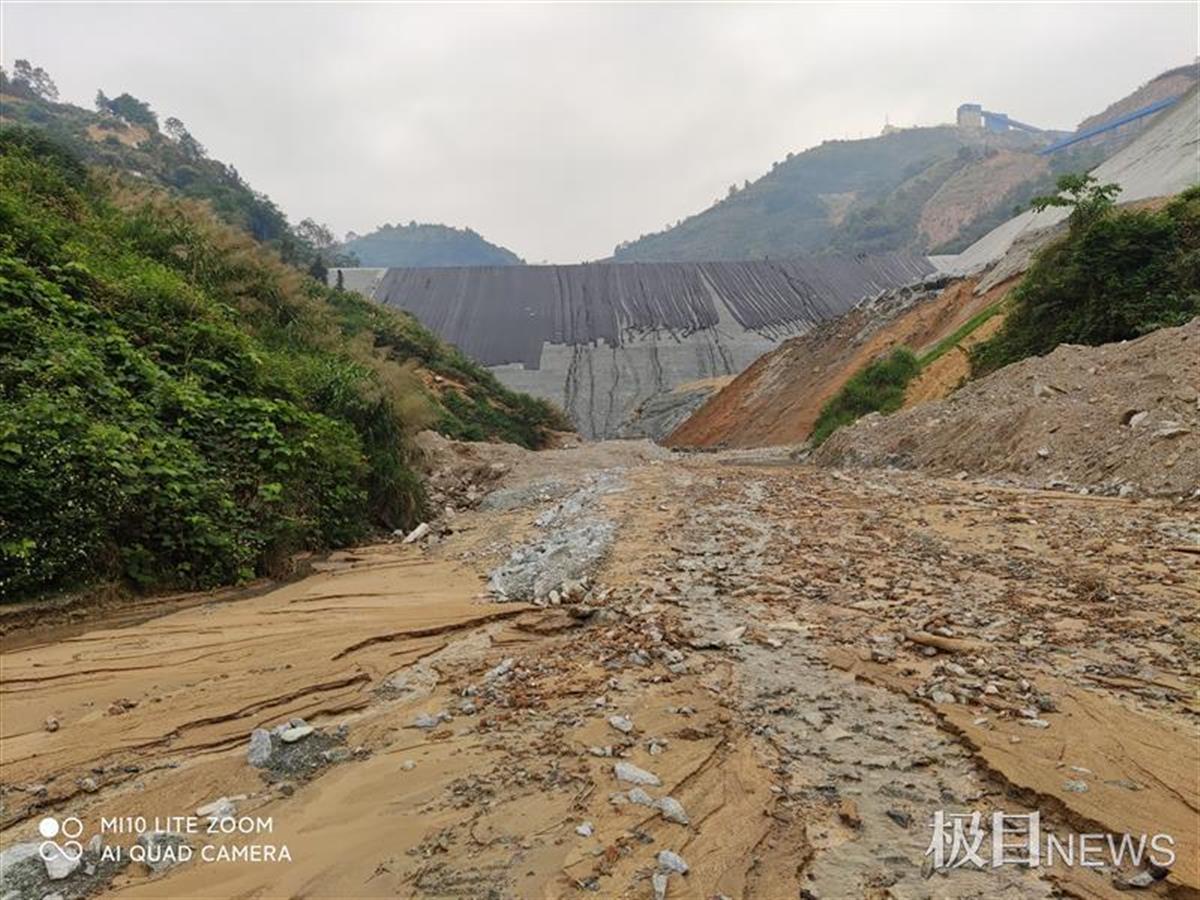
(342, 222), (523, 268)
(613, 64), (1197, 262)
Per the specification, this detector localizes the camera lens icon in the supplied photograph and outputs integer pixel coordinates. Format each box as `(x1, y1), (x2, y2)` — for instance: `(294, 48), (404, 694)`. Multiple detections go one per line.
(38, 817), (84, 863)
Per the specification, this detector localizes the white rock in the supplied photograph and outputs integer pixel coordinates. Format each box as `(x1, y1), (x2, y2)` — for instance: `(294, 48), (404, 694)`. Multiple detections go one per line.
(42, 843), (81, 881)
(657, 796), (689, 825)
(247, 728), (273, 767)
(279, 725), (315, 743)
(652, 871), (670, 900)
(627, 787), (656, 807)
(575, 821), (594, 837)
(608, 715), (634, 734)
(0, 842), (40, 875)
(402, 522), (431, 544)
(195, 797), (236, 819)
(657, 849), (689, 874)
(613, 761), (661, 786)
(485, 658), (514, 682)
(411, 712), (448, 729)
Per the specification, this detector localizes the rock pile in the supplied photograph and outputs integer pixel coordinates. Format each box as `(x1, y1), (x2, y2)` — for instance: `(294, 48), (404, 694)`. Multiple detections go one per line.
(815, 318), (1200, 498)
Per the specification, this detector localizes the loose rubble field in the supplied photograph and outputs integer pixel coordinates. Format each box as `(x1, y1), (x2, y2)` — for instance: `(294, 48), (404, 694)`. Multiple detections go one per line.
(816, 318), (1200, 499)
(0, 437), (1196, 899)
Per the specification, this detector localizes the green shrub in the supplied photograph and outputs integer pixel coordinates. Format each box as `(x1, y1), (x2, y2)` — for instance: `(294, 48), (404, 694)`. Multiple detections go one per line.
(809, 348), (921, 446)
(971, 178), (1200, 377)
(0, 129), (563, 602)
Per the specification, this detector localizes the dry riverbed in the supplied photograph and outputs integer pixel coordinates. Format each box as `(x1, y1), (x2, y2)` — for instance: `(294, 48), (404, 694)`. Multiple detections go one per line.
(1, 437), (1197, 899)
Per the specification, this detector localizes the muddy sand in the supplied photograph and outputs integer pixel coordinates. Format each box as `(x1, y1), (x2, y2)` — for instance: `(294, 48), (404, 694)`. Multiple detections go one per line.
(1, 439), (1196, 899)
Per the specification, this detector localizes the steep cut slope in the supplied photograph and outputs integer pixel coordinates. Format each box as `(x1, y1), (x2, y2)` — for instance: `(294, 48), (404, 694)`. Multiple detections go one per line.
(342, 253), (933, 438)
(665, 276), (1016, 448)
(342, 222), (523, 267)
(814, 318), (1200, 498)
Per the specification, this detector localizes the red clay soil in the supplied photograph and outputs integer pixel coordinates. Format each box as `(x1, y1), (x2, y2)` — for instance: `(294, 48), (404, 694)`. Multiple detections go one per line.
(666, 277), (1018, 449)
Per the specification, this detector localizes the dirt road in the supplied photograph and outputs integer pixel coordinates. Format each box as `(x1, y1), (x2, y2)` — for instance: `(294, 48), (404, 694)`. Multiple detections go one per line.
(2, 440), (1197, 899)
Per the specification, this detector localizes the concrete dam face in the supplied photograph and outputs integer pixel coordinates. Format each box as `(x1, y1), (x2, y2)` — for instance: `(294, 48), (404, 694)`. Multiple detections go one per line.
(336, 255), (932, 439)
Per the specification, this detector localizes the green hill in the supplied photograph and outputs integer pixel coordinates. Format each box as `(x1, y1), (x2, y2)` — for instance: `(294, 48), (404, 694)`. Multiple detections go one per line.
(612, 65), (1196, 262)
(0, 127), (566, 602)
(0, 66), (344, 273)
(612, 126), (1061, 261)
(342, 222), (523, 267)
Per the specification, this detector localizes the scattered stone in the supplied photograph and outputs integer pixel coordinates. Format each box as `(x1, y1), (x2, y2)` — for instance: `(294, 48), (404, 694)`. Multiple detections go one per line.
(485, 658), (514, 682)
(652, 871), (670, 900)
(608, 714), (634, 734)
(575, 822), (594, 837)
(885, 809), (913, 828)
(613, 761), (661, 787)
(400, 760), (416, 771)
(247, 728), (273, 767)
(1114, 864), (1170, 890)
(134, 832), (189, 873)
(43, 717), (59, 733)
(657, 796), (689, 825)
(41, 843), (81, 881)
(279, 725), (315, 743)
(1062, 779), (1089, 793)
(195, 797), (236, 819)
(657, 849), (689, 875)
(627, 787), (656, 807)
(402, 522), (431, 544)
(410, 711), (450, 729)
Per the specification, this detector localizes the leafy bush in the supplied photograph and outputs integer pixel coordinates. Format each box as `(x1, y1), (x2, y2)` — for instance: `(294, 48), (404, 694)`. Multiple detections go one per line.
(971, 178), (1200, 377)
(0, 129), (564, 601)
(809, 348), (921, 446)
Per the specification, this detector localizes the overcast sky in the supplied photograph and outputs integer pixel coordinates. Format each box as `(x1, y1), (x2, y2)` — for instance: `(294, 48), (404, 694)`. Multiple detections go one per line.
(4, 2), (1195, 261)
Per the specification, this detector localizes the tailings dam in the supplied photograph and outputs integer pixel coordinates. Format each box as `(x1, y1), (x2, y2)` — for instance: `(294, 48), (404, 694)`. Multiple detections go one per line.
(335, 254), (933, 438)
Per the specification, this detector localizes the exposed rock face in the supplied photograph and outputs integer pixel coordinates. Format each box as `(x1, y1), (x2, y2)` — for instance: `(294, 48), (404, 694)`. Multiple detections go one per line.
(335, 255), (932, 438)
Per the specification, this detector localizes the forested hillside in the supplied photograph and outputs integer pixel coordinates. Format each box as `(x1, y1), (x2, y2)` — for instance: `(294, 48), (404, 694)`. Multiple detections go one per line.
(342, 222), (523, 267)
(0, 128), (566, 601)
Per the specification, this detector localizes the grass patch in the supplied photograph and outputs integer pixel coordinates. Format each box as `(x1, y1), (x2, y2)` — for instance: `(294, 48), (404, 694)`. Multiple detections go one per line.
(809, 348), (921, 446)
(917, 301), (1007, 367)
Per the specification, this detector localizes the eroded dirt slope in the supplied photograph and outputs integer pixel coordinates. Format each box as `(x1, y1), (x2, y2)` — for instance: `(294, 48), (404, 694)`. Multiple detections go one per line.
(1, 438), (1197, 899)
(666, 277), (1016, 449)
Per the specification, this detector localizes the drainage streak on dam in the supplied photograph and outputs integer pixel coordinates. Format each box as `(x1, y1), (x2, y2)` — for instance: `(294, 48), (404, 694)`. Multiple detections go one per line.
(338, 255), (932, 438)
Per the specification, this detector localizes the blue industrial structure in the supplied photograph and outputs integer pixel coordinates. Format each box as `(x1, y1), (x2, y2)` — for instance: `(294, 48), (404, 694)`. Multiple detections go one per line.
(1037, 95), (1183, 154)
(957, 94), (1183, 155)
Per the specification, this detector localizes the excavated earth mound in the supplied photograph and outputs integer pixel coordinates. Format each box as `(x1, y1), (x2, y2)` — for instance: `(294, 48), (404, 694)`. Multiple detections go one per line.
(814, 318), (1200, 498)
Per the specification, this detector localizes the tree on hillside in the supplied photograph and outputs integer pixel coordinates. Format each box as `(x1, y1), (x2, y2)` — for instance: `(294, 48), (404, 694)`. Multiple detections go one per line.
(1031, 173), (1120, 230)
(8, 60), (58, 101)
(297, 218), (337, 253)
(97, 92), (159, 130)
(164, 116), (206, 160)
